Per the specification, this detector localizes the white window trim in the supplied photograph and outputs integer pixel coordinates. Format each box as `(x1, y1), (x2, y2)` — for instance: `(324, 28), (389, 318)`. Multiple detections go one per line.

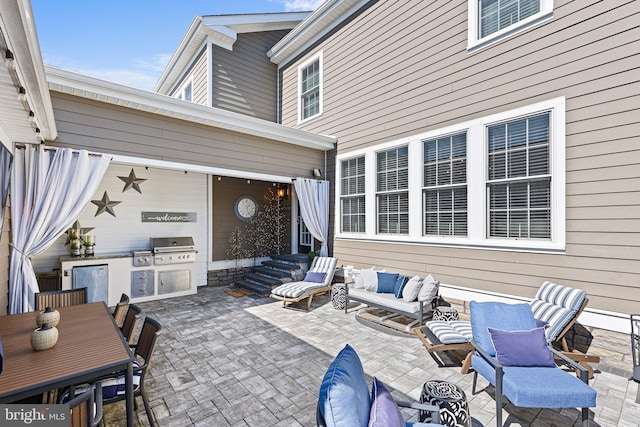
(335, 97), (566, 253)
(297, 51), (323, 125)
(339, 155), (366, 234)
(175, 77), (193, 102)
(467, 0), (554, 53)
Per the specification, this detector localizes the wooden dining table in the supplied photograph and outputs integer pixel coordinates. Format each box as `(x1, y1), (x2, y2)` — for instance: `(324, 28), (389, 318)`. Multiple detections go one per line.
(0, 302), (135, 426)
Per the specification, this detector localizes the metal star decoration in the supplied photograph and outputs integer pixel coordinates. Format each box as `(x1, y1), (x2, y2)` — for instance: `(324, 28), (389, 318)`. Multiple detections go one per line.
(118, 168), (146, 193)
(64, 220), (95, 245)
(91, 191), (121, 217)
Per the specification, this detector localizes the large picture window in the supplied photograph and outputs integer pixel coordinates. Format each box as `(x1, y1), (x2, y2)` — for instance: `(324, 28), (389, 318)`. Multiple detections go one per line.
(298, 52), (322, 123)
(336, 98), (564, 252)
(487, 113), (551, 239)
(377, 147), (408, 234)
(340, 156), (365, 233)
(423, 133), (467, 236)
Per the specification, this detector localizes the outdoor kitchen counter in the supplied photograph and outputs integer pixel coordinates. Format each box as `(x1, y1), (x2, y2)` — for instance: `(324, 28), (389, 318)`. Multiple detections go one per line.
(59, 249), (197, 307)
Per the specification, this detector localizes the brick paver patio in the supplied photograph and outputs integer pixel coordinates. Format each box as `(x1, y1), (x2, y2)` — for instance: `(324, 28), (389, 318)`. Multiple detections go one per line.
(104, 286), (640, 426)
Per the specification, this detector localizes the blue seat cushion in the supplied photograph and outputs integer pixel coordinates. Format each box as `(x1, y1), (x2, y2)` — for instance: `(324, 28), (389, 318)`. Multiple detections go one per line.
(472, 354), (596, 408)
(470, 301), (536, 356)
(319, 344), (370, 427)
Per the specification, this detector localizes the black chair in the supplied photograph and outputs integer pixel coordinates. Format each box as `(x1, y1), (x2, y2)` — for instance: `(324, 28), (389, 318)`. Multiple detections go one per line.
(120, 304), (143, 345)
(112, 293), (130, 328)
(34, 288), (88, 311)
(103, 317), (163, 427)
(67, 382), (103, 427)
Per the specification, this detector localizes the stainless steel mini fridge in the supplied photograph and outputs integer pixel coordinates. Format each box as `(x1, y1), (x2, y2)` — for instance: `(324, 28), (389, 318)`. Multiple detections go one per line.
(72, 264), (108, 304)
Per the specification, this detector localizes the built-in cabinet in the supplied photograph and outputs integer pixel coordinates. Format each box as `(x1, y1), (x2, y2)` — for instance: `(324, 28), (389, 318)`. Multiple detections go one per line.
(60, 253), (196, 307)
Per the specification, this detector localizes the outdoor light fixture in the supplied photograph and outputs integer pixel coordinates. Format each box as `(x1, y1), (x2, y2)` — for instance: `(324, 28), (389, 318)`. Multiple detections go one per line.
(277, 188), (286, 199)
(5, 50), (15, 70)
(313, 168), (322, 178)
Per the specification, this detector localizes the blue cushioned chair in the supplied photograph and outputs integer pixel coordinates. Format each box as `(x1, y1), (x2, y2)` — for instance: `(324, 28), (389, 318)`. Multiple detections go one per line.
(317, 344), (444, 427)
(469, 301), (597, 427)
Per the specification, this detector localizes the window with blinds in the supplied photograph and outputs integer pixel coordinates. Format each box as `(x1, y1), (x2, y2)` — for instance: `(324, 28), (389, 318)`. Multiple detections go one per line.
(480, 0), (541, 38)
(341, 156), (365, 233)
(487, 112), (551, 239)
(423, 133), (468, 236)
(377, 146), (409, 234)
(300, 55), (321, 121)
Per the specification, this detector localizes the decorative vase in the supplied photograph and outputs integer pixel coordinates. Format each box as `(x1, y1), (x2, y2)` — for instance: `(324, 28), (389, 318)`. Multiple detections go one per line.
(31, 323), (59, 351)
(36, 307), (60, 328)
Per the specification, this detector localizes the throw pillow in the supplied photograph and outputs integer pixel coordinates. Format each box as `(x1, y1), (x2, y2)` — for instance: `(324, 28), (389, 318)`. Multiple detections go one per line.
(402, 275), (423, 302)
(369, 377), (405, 427)
(393, 275), (408, 298)
(417, 274), (439, 302)
(362, 268), (381, 292)
(376, 272), (399, 294)
(488, 327), (556, 367)
(304, 271), (326, 283)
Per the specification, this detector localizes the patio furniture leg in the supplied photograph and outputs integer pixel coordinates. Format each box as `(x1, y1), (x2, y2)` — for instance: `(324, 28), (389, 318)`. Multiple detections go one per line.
(472, 371), (478, 395)
(307, 294), (314, 310)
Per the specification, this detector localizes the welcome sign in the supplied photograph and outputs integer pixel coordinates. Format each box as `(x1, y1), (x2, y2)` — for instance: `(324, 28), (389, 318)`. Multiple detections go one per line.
(141, 212), (197, 223)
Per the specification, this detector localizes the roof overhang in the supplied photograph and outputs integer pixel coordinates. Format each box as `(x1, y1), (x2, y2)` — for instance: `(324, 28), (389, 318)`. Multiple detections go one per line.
(46, 66), (336, 151)
(268, 0), (370, 68)
(154, 12), (309, 95)
(0, 0), (57, 149)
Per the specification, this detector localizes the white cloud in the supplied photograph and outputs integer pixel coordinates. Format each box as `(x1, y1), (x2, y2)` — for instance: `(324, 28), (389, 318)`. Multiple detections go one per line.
(41, 52), (173, 91)
(275, 0), (326, 12)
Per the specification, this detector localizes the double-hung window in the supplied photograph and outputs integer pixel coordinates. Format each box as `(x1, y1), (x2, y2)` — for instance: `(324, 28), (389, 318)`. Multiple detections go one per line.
(468, 0), (553, 50)
(298, 52), (322, 123)
(377, 146), (408, 234)
(487, 112), (551, 239)
(423, 133), (467, 236)
(340, 157), (366, 233)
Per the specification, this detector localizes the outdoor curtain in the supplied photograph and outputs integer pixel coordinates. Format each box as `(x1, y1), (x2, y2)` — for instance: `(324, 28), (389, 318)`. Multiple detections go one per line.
(9, 145), (110, 314)
(0, 145), (12, 237)
(294, 178), (329, 257)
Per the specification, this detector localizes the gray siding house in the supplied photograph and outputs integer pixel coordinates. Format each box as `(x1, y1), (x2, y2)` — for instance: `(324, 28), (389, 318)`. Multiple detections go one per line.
(267, 0), (640, 332)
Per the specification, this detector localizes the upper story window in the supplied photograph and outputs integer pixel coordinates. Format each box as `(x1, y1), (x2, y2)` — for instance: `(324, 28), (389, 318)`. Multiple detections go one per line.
(377, 146), (409, 235)
(423, 133), (468, 236)
(175, 79), (193, 102)
(298, 52), (322, 123)
(340, 156), (366, 233)
(468, 0), (553, 51)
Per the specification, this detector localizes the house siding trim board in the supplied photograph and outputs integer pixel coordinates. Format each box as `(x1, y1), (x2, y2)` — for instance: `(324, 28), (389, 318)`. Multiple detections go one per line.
(46, 66), (336, 150)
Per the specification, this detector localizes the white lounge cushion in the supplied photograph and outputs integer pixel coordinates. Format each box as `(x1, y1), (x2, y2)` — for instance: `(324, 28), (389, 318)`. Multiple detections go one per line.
(349, 288), (424, 314)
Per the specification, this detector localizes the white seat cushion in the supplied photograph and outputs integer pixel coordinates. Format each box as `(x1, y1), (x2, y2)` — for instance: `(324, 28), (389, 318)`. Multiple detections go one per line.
(349, 288), (423, 314)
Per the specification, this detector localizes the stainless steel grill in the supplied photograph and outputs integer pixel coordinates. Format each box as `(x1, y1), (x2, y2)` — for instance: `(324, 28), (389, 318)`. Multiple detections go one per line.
(151, 236), (196, 265)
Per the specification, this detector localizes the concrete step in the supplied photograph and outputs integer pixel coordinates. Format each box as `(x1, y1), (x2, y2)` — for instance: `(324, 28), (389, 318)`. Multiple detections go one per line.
(271, 253), (309, 263)
(234, 279), (272, 297)
(245, 273), (282, 287)
(262, 260), (300, 271)
(253, 266), (291, 279)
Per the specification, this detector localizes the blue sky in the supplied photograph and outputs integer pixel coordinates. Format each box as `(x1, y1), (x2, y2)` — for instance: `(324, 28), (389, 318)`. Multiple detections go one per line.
(32, 0), (323, 91)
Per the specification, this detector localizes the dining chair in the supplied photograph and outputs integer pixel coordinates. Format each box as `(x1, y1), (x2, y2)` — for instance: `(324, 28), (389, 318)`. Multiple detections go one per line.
(103, 316), (163, 427)
(120, 304), (143, 345)
(35, 288), (88, 311)
(68, 382), (103, 427)
(112, 293), (130, 328)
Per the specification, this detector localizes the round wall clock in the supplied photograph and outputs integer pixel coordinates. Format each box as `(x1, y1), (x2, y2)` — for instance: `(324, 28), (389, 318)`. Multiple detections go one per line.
(234, 196), (258, 221)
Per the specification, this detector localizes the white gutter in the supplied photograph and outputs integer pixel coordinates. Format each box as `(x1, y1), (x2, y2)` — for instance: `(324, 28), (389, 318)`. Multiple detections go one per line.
(0, 0), (57, 140)
(268, 0), (370, 68)
(153, 15), (201, 93)
(46, 65), (336, 151)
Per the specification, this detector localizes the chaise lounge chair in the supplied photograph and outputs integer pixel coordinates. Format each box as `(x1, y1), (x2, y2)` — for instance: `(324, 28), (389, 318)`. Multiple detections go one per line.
(469, 301), (597, 426)
(270, 256), (337, 310)
(415, 281), (600, 376)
